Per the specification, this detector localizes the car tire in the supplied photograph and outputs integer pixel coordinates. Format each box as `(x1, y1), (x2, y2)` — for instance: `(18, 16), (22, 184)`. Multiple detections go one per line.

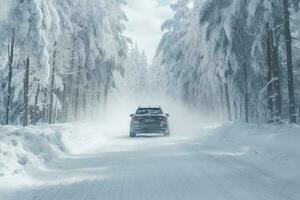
(130, 131), (136, 137)
(164, 131), (170, 137)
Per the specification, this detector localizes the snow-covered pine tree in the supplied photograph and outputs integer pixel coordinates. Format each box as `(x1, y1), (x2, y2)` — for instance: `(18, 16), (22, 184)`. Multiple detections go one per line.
(151, 0), (191, 100)
(153, 0), (300, 123)
(0, 0), (129, 124)
(123, 44), (148, 98)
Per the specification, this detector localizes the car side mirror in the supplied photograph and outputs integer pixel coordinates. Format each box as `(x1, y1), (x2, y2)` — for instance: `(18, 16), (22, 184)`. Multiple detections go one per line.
(130, 114), (134, 117)
(166, 113), (170, 117)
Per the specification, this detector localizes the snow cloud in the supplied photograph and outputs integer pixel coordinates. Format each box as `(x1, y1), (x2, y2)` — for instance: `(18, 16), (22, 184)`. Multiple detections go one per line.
(124, 0), (173, 64)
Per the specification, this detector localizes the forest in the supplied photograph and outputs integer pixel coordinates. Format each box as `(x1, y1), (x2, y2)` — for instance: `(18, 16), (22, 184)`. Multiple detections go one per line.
(152, 0), (300, 123)
(0, 0), (300, 126)
(0, 0), (130, 125)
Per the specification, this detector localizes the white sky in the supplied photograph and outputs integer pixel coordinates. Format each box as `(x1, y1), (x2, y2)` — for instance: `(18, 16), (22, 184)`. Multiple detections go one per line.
(0, 0), (10, 22)
(124, 0), (173, 64)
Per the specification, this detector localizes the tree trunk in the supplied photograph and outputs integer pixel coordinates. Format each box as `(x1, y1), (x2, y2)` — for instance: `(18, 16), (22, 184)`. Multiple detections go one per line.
(5, 29), (15, 125)
(283, 0), (297, 123)
(217, 75), (225, 120)
(53, 100), (57, 124)
(220, 85), (225, 120)
(91, 82), (95, 118)
(266, 23), (274, 121)
(234, 100), (238, 120)
(97, 81), (101, 103)
(97, 81), (101, 116)
(48, 49), (56, 124)
(271, 29), (282, 122)
(240, 101), (243, 119)
(83, 90), (87, 117)
(244, 64), (249, 123)
(61, 78), (67, 122)
(69, 44), (75, 121)
(34, 81), (40, 125)
(23, 57), (30, 127)
(74, 65), (81, 121)
(103, 85), (109, 111)
(224, 82), (232, 121)
(66, 73), (73, 121)
(42, 89), (48, 123)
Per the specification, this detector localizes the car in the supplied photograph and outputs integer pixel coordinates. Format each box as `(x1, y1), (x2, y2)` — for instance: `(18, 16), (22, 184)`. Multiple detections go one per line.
(129, 106), (170, 137)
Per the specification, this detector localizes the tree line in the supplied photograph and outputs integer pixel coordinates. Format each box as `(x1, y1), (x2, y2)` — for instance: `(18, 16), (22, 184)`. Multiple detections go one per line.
(215, 0), (299, 124)
(2, 29), (116, 126)
(153, 0), (300, 124)
(0, 0), (128, 126)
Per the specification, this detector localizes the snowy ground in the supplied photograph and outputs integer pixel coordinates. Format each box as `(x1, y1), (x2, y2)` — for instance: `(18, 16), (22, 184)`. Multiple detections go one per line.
(1, 122), (300, 200)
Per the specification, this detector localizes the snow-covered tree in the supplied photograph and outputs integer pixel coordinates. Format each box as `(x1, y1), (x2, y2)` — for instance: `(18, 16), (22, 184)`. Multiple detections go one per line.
(152, 0), (300, 123)
(124, 44), (148, 98)
(0, 0), (129, 124)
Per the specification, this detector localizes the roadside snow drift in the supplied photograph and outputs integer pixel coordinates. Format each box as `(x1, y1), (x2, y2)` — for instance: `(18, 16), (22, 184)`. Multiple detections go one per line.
(0, 125), (66, 178)
(0, 122), (117, 179)
(203, 122), (300, 185)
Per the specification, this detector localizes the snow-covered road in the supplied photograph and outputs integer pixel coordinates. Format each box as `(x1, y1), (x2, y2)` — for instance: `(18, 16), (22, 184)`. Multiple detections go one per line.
(3, 123), (300, 200)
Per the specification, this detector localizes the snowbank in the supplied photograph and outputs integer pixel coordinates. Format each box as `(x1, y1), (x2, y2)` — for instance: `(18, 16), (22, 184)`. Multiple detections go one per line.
(0, 123), (114, 179)
(0, 125), (66, 178)
(202, 122), (300, 183)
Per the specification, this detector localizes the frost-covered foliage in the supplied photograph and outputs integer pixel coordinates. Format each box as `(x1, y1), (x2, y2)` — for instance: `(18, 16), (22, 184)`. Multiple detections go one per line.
(151, 0), (191, 99)
(123, 44), (148, 98)
(153, 0), (300, 122)
(0, 0), (129, 124)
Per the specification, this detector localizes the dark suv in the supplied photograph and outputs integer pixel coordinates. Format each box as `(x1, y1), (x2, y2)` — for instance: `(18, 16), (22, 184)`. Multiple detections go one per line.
(130, 107), (170, 137)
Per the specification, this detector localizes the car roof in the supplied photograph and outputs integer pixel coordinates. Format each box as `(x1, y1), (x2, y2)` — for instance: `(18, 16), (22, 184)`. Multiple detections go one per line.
(137, 106), (162, 109)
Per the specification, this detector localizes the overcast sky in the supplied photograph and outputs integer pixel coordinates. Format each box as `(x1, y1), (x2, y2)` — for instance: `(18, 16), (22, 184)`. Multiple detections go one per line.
(0, 0), (10, 22)
(124, 0), (173, 64)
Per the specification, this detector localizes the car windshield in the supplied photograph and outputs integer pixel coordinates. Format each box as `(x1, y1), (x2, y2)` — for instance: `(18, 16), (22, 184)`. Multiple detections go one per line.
(136, 108), (163, 115)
